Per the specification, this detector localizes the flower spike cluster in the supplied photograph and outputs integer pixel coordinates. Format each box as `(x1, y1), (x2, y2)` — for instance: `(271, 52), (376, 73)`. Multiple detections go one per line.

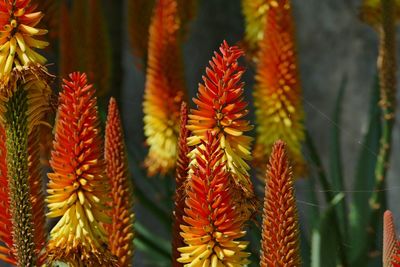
(260, 140), (301, 266)
(143, 0), (186, 176)
(187, 40), (255, 200)
(46, 72), (116, 266)
(105, 97), (135, 267)
(0, 0), (48, 76)
(253, 0), (306, 177)
(383, 210), (399, 267)
(172, 102), (190, 266)
(178, 132), (250, 266)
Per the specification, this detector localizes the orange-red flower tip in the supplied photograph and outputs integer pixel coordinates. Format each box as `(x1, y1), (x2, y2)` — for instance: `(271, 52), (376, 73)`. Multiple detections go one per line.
(260, 140), (301, 266)
(105, 97), (135, 267)
(0, 0), (49, 76)
(253, 0), (306, 178)
(143, 0), (186, 176)
(46, 72), (116, 266)
(178, 131), (251, 266)
(187, 40), (255, 201)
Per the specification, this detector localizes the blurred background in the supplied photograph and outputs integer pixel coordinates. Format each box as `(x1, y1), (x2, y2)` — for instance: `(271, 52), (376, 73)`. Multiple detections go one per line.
(2, 0), (399, 266)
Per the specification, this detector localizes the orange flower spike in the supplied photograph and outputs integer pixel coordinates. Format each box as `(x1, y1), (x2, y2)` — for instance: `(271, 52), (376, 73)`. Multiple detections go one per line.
(0, 126), (15, 265)
(172, 102), (190, 266)
(105, 97), (135, 267)
(178, 132), (251, 266)
(187, 40), (254, 198)
(143, 0), (186, 176)
(0, 0), (49, 76)
(383, 210), (400, 267)
(260, 140), (301, 266)
(46, 72), (116, 266)
(253, 0), (306, 177)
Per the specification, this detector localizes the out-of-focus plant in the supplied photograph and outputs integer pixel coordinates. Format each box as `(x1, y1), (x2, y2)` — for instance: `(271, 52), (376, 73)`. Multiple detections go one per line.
(252, 0), (306, 178)
(143, 0), (187, 176)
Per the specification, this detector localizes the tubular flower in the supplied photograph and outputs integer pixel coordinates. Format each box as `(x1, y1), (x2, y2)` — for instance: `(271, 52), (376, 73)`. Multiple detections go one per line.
(384, 211), (399, 267)
(46, 72), (116, 266)
(178, 132), (251, 266)
(260, 140), (301, 267)
(0, 0), (49, 76)
(360, 0), (400, 27)
(32, 0), (60, 41)
(143, 0), (186, 176)
(105, 97), (135, 267)
(0, 126), (15, 265)
(172, 102), (190, 266)
(253, 0), (306, 177)
(241, 0), (269, 60)
(187, 41), (255, 200)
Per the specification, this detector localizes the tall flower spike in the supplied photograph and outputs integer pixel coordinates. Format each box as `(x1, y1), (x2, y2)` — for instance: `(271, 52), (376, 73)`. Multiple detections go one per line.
(253, 0), (306, 177)
(178, 132), (251, 266)
(383, 210), (400, 267)
(0, 0), (49, 76)
(46, 72), (116, 266)
(143, 0), (186, 176)
(241, 0), (269, 60)
(0, 126), (15, 265)
(105, 97), (135, 267)
(260, 140), (301, 266)
(172, 102), (190, 266)
(187, 40), (255, 202)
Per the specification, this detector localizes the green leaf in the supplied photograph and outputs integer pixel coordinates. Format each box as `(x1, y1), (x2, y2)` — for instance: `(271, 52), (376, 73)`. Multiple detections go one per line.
(311, 193), (345, 267)
(348, 77), (382, 264)
(329, 76), (348, 240)
(135, 221), (171, 260)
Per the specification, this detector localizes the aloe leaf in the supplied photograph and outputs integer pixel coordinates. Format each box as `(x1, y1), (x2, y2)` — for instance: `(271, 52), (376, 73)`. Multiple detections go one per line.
(349, 77), (382, 264)
(135, 221), (171, 259)
(311, 193), (345, 267)
(329, 76), (348, 240)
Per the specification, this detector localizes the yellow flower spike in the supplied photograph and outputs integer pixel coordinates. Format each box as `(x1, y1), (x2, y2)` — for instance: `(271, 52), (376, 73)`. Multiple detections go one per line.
(0, 0), (49, 77)
(46, 73), (117, 266)
(253, 0), (306, 178)
(360, 0), (400, 27)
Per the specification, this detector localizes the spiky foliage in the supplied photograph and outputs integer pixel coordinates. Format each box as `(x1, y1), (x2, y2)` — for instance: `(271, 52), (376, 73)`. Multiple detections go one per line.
(178, 132), (251, 266)
(260, 140), (301, 266)
(241, 0), (269, 60)
(0, 126), (15, 265)
(187, 41), (255, 202)
(0, 0), (49, 76)
(143, 0), (186, 176)
(5, 86), (36, 266)
(360, 0), (400, 27)
(172, 102), (190, 266)
(27, 129), (46, 264)
(105, 97), (135, 267)
(46, 72), (116, 266)
(383, 210), (399, 267)
(253, 0), (306, 177)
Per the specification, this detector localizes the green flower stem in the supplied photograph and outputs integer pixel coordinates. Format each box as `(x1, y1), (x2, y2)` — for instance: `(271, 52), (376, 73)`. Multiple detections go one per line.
(367, 0), (397, 259)
(5, 87), (36, 266)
